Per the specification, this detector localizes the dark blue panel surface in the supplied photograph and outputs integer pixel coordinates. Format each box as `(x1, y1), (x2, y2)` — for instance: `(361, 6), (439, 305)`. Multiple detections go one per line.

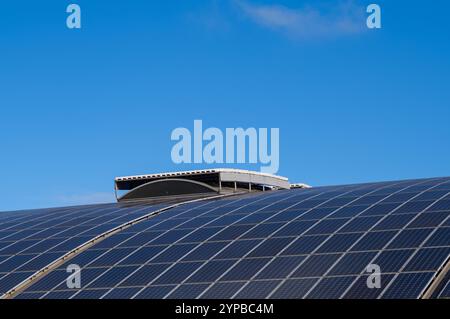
(381, 272), (434, 299)
(8, 177), (450, 299)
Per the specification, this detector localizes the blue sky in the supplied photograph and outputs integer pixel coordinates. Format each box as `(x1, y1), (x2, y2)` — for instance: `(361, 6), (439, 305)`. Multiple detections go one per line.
(1, 0), (450, 211)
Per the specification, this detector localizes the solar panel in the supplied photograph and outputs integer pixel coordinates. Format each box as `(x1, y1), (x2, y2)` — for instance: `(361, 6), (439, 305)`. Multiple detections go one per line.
(372, 249), (415, 272)
(381, 272), (434, 299)
(387, 229), (433, 249)
(316, 233), (362, 253)
(306, 276), (356, 299)
(102, 287), (141, 299)
(151, 244), (198, 263)
(84, 266), (138, 289)
(220, 258), (271, 281)
(200, 281), (244, 299)
(351, 231), (397, 251)
(0, 202), (170, 295)
(292, 254), (340, 277)
(338, 216), (383, 233)
(424, 227), (450, 247)
(166, 283), (209, 299)
(135, 286), (173, 299)
(3, 176), (449, 299)
(187, 260), (236, 283)
(256, 256), (306, 280)
(72, 289), (109, 299)
(270, 278), (318, 298)
(234, 280), (281, 299)
(248, 237), (295, 257)
(153, 262), (203, 285)
(343, 274), (395, 299)
(407, 212), (449, 228)
(403, 247), (450, 271)
(328, 252), (377, 276)
(282, 235), (328, 255)
(305, 218), (350, 235)
(373, 213), (416, 230)
(119, 264), (168, 287)
(182, 241), (229, 262)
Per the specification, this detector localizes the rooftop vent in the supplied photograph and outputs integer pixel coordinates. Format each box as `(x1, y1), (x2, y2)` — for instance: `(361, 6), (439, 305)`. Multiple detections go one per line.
(114, 169), (292, 202)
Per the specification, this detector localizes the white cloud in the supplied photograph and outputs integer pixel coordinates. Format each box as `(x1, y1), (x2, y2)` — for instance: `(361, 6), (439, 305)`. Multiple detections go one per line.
(55, 192), (115, 206)
(235, 0), (366, 39)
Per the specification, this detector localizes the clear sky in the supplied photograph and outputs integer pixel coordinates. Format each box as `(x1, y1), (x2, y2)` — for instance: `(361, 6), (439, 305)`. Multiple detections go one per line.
(1, 0), (450, 211)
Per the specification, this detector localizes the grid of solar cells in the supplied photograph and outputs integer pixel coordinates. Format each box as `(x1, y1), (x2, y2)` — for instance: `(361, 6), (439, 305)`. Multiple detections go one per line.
(13, 177), (450, 299)
(0, 201), (172, 296)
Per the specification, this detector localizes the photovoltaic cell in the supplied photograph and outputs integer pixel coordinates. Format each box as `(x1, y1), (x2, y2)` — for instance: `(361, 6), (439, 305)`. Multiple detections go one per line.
(381, 272), (434, 299)
(360, 203), (402, 217)
(213, 240), (256, 259)
(102, 287), (141, 299)
(150, 243), (197, 263)
(338, 216), (383, 233)
(373, 214), (416, 230)
(427, 199), (450, 212)
(119, 264), (168, 287)
(329, 205), (370, 218)
(282, 236), (328, 255)
(343, 274), (396, 299)
(387, 229), (433, 249)
(351, 231), (397, 252)
(73, 289), (109, 299)
(424, 227), (450, 247)
(392, 200), (434, 214)
(85, 266), (138, 288)
(240, 223), (283, 240)
(307, 276), (356, 299)
(328, 252), (377, 276)
(407, 212), (449, 228)
(187, 260), (236, 283)
(118, 246), (165, 266)
(305, 218), (349, 235)
(135, 286), (174, 299)
(403, 247), (450, 271)
(372, 249), (415, 272)
(166, 283), (209, 299)
(234, 280), (281, 299)
(316, 233), (362, 253)
(256, 256), (306, 280)
(220, 258), (271, 281)
(248, 237), (295, 257)
(292, 254), (340, 278)
(270, 278), (318, 299)
(182, 242), (229, 262)
(153, 262), (203, 285)
(200, 282), (245, 299)
(272, 220), (315, 237)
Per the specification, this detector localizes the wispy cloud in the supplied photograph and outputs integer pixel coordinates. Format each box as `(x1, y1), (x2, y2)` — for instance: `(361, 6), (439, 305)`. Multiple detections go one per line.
(235, 0), (366, 39)
(55, 192), (115, 206)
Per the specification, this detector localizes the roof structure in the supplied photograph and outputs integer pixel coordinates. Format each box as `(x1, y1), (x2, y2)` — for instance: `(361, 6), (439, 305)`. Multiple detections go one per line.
(114, 169), (291, 202)
(0, 175), (449, 299)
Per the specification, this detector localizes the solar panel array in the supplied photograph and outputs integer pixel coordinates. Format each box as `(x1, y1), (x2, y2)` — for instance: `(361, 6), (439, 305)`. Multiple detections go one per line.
(0, 202), (171, 296)
(2, 177), (450, 299)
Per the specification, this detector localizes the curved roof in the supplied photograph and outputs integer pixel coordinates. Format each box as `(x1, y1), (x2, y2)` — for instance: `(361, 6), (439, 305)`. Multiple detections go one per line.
(118, 179), (219, 202)
(1, 177), (449, 299)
